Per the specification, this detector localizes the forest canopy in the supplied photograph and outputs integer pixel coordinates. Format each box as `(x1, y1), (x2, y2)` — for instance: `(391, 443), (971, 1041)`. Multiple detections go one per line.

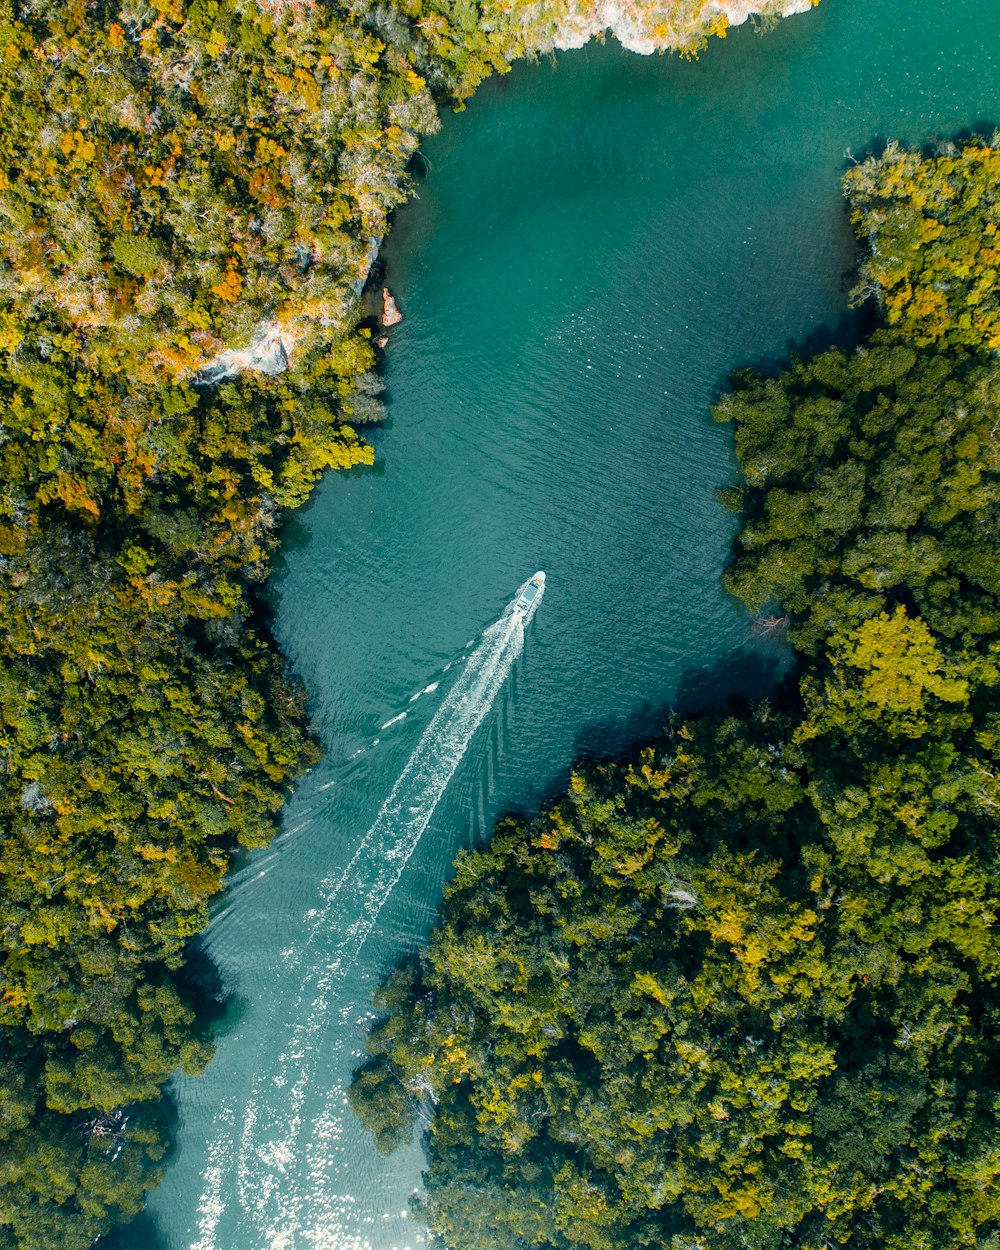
(349, 140), (1000, 1250)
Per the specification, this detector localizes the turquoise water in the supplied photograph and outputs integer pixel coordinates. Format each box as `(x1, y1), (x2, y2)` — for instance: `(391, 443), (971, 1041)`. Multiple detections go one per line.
(137, 3), (1000, 1247)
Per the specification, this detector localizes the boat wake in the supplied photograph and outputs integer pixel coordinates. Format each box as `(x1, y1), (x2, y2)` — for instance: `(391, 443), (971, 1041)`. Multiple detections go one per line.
(190, 575), (544, 1250)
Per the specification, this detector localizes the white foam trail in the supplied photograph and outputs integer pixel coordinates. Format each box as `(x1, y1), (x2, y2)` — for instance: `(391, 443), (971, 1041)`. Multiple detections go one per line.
(286, 609), (528, 1238)
(190, 579), (543, 1248)
(251, 662), (460, 853)
(302, 596), (536, 933)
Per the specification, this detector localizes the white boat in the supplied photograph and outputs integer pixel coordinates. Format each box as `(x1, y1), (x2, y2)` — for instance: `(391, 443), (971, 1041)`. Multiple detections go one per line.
(514, 571), (545, 615)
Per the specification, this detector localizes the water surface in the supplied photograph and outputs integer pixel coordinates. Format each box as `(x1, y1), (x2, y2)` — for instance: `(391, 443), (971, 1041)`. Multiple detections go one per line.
(140, 3), (1000, 1247)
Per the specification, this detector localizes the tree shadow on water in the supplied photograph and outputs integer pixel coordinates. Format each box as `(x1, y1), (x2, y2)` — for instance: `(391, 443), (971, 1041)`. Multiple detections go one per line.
(673, 643), (791, 715)
(98, 1090), (179, 1250)
(508, 641), (793, 833)
(100, 1205), (170, 1250)
(727, 298), (872, 395)
(583, 645), (790, 762)
(102, 940), (245, 1250)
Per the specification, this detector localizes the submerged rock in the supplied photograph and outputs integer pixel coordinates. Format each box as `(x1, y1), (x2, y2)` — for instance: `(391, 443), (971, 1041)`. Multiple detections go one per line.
(381, 287), (403, 327)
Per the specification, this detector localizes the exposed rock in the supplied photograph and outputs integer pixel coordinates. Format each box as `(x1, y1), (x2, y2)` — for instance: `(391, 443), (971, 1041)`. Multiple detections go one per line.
(352, 235), (381, 298)
(21, 781), (51, 813)
(537, 0), (815, 55)
(195, 321), (294, 385)
(375, 334), (389, 348)
(294, 242), (315, 274)
(381, 287), (403, 327)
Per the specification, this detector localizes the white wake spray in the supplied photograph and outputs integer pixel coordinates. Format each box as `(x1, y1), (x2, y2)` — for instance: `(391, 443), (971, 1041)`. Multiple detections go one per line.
(191, 579), (543, 1250)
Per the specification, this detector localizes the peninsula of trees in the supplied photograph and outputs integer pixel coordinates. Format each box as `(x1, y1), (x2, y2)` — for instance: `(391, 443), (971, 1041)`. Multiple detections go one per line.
(350, 141), (1000, 1250)
(0, 0), (814, 1245)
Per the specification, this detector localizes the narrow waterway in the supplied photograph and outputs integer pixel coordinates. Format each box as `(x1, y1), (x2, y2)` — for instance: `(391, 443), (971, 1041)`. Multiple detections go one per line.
(137, 2), (1000, 1247)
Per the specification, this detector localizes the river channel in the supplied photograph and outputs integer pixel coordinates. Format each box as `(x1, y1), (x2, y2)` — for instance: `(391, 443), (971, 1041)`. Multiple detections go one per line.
(135, 2), (1000, 1247)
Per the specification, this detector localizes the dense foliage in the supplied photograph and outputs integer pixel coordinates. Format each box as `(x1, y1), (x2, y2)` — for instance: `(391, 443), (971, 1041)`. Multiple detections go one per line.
(0, 0), (795, 1244)
(845, 141), (1000, 351)
(721, 141), (1000, 656)
(350, 141), (1000, 1250)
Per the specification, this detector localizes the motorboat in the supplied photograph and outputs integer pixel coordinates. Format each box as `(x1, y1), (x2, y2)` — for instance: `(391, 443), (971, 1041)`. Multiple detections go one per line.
(514, 571), (545, 615)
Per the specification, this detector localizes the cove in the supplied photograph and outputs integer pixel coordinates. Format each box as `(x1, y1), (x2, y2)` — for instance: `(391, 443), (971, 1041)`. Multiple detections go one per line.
(134, 2), (1000, 1248)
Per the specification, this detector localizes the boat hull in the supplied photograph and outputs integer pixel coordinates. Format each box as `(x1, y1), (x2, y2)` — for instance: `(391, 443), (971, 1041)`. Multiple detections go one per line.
(514, 571), (546, 616)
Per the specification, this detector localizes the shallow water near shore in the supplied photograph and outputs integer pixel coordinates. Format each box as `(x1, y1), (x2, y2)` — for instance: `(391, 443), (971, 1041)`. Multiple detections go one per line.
(135, 3), (1000, 1247)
